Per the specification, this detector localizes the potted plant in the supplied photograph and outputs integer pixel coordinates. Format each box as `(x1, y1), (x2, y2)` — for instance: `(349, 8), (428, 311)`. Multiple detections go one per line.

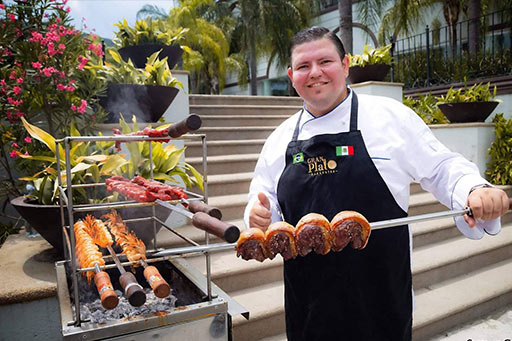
(403, 93), (450, 125)
(10, 117), (203, 253)
(348, 44), (392, 84)
(113, 18), (186, 69)
(435, 81), (501, 123)
(98, 49), (183, 123)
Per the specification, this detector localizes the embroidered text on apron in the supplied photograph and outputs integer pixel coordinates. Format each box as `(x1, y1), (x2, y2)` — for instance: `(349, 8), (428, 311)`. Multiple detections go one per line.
(276, 92), (412, 340)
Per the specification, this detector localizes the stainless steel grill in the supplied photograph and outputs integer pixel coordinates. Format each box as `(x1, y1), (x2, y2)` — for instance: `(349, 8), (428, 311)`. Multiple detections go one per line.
(54, 131), (247, 340)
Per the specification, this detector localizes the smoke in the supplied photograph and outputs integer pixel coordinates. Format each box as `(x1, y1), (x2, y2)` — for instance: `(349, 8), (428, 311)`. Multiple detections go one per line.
(104, 84), (151, 123)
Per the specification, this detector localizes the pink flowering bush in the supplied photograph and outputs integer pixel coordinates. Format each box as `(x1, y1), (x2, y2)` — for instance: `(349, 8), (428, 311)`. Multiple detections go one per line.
(0, 0), (107, 206)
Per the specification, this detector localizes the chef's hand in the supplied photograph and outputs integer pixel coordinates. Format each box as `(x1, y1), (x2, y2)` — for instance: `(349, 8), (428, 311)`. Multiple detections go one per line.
(249, 192), (272, 232)
(465, 187), (509, 227)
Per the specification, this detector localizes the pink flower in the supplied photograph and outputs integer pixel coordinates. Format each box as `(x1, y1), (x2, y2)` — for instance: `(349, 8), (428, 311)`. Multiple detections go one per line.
(24, 136), (32, 143)
(16, 77), (23, 84)
(57, 83), (66, 91)
(32, 61), (42, 69)
(9, 71), (16, 79)
(71, 104), (76, 111)
(65, 6), (70, 13)
(24, 151), (30, 156)
(77, 55), (88, 70)
(0, 79), (6, 86)
(0, 4), (5, 10)
(12, 142), (19, 148)
(58, 43), (65, 50)
(16, 111), (24, 118)
(56, 17), (61, 23)
(9, 150), (18, 158)
(77, 99), (87, 114)
(12, 86), (21, 95)
(44, 13), (49, 18)
(8, 14), (15, 22)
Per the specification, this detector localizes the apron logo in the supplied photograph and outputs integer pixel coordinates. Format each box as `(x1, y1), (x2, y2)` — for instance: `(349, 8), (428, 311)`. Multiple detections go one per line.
(336, 145), (354, 156)
(307, 156), (338, 176)
(292, 152), (304, 164)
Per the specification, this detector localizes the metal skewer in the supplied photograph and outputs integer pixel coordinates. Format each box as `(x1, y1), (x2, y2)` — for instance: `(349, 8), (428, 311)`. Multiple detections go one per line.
(370, 207), (472, 230)
(106, 245), (146, 307)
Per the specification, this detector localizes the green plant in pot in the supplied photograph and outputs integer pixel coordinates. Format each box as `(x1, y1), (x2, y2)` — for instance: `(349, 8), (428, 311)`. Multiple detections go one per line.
(113, 17), (187, 69)
(403, 94), (449, 125)
(99, 49), (183, 123)
(348, 44), (392, 84)
(435, 81), (501, 123)
(11, 116), (203, 253)
(486, 113), (512, 185)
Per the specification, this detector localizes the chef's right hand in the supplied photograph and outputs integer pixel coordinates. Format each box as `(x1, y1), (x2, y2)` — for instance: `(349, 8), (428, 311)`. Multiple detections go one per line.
(249, 192), (272, 231)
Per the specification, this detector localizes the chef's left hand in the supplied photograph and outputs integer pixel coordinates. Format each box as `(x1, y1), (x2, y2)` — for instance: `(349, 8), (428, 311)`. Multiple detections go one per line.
(465, 187), (509, 227)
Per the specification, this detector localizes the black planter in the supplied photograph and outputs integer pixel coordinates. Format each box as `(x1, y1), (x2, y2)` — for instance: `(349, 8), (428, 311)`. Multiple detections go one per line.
(348, 64), (391, 84)
(118, 44), (183, 69)
(11, 196), (170, 254)
(99, 83), (179, 123)
(437, 101), (499, 123)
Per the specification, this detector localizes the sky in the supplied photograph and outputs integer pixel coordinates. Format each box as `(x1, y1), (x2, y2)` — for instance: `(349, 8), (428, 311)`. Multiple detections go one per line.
(66, 1), (175, 40)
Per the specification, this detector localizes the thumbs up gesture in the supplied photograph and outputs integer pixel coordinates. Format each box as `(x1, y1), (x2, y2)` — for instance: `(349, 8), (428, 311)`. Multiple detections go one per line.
(249, 192), (272, 231)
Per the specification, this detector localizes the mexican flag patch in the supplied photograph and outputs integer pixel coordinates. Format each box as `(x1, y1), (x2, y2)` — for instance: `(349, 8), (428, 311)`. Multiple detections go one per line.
(336, 145), (354, 156)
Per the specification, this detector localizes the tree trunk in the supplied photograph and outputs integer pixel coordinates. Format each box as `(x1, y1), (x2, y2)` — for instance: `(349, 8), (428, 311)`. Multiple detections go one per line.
(339, 0), (353, 54)
(468, 0), (481, 55)
(249, 38), (258, 95)
(442, 0), (460, 57)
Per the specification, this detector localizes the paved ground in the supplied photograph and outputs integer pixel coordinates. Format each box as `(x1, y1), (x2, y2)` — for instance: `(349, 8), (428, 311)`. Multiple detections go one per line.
(431, 305), (512, 340)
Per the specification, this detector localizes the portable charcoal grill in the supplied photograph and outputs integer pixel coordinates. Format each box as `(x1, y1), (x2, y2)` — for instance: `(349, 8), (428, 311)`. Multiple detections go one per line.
(54, 125), (248, 340)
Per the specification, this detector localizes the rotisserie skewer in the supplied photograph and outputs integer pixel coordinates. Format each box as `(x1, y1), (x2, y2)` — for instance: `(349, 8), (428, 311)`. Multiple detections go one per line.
(85, 215), (147, 307)
(74, 220), (119, 310)
(104, 211), (171, 298)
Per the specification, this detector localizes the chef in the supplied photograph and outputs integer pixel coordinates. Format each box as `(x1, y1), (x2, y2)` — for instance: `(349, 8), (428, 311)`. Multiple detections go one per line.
(244, 26), (509, 340)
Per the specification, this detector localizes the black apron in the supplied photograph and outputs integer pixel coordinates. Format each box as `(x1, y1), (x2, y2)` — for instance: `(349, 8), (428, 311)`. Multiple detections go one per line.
(276, 93), (412, 341)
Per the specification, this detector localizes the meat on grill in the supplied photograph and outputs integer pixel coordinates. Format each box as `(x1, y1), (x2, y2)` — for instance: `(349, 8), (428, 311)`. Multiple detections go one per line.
(113, 127), (170, 152)
(74, 219), (105, 284)
(330, 211), (371, 250)
(103, 210), (146, 265)
(236, 228), (269, 262)
(295, 213), (332, 257)
(105, 176), (187, 203)
(264, 221), (297, 261)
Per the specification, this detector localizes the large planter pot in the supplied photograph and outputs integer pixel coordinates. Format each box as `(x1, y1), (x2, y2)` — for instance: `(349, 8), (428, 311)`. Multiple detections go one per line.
(118, 44), (183, 69)
(99, 83), (179, 123)
(11, 196), (170, 254)
(348, 64), (391, 84)
(437, 101), (499, 123)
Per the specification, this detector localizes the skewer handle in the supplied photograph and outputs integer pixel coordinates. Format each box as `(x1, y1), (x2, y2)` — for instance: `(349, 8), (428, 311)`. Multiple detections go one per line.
(119, 272), (146, 307)
(192, 212), (240, 243)
(93, 271), (119, 310)
(167, 114), (202, 138)
(143, 265), (171, 298)
(187, 200), (223, 220)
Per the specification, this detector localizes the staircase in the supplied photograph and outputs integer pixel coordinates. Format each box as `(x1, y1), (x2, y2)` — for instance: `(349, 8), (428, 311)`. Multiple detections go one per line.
(157, 94), (512, 340)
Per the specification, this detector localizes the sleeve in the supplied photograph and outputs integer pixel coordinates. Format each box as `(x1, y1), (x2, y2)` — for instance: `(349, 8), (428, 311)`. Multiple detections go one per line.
(399, 106), (501, 239)
(243, 131), (287, 229)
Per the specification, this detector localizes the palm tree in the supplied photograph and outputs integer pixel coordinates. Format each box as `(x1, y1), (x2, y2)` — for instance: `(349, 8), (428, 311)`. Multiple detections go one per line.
(137, 0), (246, 94)
(218, 0), (317, 95)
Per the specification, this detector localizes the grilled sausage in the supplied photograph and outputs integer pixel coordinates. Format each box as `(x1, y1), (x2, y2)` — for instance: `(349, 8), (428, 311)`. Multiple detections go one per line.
(330, 211), (371, 251)
(265, 221), (297, 261)
(295, 213), (332, 256)
(236, 228), (269, 262)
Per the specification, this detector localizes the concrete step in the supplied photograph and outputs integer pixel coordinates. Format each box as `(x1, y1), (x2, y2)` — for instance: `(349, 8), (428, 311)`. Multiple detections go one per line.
(204, 172), (253, 197)
(413, 223), (512, 290)
(201, 115), (291, 127)
(190, 94), (303, 106)
(192, 105), (300, 116)
(413, 257), (512, 340)
(196, 126), (276, 141)
(186, 153), (259, 175)
(185, 139), (265, 157)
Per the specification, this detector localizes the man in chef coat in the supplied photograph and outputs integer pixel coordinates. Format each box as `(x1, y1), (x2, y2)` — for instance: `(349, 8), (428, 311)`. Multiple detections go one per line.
(244, 26), (509, 340)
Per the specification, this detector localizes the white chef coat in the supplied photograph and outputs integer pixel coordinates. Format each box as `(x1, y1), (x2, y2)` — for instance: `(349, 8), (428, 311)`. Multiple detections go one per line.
(244, 89), (500, 240)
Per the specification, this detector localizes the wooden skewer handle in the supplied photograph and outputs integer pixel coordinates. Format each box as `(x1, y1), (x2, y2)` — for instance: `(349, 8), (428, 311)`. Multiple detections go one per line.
(188, 201), (222, 220)
(94, 271), (119, 310)
(167, 114), (202, 138)
(143, 265), (171, 298)
(119, 271), (146, 307)
(192, 212), (240, 243)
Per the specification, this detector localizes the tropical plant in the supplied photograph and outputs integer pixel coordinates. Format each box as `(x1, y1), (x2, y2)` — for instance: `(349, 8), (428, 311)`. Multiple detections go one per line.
(435, 81), (499, 104)
(486, 113), (512, 185)
(103, 49), (183, 88)
(349, 44), (392, 66)
(17, 116), (203, 205)
(113, 17), (188, 48)
(403, 94), (449, 124)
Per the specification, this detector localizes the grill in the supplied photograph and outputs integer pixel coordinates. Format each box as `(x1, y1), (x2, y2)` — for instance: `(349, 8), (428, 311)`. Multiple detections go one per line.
(54, 126), (247, 340)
